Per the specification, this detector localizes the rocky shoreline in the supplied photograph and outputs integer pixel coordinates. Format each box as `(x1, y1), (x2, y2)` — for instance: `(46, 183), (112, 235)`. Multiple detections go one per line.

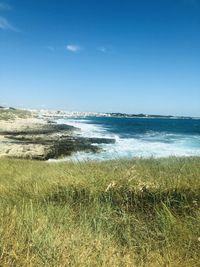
(0, 110), (115, 160)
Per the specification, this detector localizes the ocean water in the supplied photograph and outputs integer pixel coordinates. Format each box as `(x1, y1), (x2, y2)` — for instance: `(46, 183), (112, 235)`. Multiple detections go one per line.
(56, 116), (200, 161)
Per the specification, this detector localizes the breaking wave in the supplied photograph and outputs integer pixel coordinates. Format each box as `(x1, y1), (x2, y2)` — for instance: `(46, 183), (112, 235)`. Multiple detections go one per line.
(54, 117), (200, 161)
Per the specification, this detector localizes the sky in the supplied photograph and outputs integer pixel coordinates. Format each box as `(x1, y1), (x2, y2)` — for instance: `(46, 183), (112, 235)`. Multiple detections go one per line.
(0, 0), (200, 116)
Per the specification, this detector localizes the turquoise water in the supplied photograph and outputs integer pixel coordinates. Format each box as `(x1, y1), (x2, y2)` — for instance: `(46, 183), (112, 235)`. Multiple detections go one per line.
(58, 116), (200, 161)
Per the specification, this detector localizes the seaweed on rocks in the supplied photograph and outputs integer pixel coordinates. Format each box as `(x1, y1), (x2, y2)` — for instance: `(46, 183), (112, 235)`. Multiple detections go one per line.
(0, 122), (115, 160)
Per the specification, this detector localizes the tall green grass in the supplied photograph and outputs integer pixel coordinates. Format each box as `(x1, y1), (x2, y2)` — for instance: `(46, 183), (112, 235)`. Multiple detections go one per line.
(0, 157), (200, 266)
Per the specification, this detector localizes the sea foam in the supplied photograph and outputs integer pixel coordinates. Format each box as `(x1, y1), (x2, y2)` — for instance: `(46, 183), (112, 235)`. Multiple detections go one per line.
(54, 117), (200, 162)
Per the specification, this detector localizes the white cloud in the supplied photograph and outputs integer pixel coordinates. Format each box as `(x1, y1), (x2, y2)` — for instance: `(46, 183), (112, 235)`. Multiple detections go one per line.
(0, 16), (17, 31)
(0, 2), (11, 10)
(66, 44), (81, 52)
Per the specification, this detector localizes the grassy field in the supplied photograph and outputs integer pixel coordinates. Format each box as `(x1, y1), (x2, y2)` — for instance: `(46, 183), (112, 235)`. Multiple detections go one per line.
(0, 157), (199, 266)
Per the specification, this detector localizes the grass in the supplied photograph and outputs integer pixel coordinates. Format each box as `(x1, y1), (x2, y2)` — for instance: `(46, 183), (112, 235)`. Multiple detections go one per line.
(0, 109), (33, 121)
(0, 157), (199, 266)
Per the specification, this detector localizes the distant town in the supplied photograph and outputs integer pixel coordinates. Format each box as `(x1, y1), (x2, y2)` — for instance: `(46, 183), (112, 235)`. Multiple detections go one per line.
(0, 106), (196, 120)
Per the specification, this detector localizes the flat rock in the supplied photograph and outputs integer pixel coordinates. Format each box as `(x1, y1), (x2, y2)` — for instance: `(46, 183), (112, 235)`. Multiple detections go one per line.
(0, 117), (115, 160)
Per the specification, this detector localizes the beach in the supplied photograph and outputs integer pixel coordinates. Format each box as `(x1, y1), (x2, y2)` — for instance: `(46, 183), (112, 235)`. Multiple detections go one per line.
(0, 108), (115, 160)
(1, 108), (200, 161)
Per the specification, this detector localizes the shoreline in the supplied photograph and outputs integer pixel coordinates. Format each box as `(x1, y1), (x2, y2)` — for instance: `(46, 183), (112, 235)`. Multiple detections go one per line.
(0, 108), (200, 161)
(0, 109), (115, 160)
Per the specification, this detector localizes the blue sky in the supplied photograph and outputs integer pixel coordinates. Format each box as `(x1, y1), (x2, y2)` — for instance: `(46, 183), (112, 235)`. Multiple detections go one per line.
(0, 0), (200, 116)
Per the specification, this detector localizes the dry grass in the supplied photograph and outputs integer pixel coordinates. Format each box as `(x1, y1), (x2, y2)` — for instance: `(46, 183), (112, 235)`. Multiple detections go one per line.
(0, 157), (200, 266)
(0, 109), (33, 121)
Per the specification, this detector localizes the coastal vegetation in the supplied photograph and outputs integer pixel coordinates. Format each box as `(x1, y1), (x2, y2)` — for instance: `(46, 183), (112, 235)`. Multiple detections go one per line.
(0, 157), (199, 266)
(0, 108), (33, 121)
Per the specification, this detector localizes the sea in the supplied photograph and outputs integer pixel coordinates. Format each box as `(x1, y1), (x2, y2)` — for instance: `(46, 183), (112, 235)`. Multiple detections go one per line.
(56, 116), (200, 161)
